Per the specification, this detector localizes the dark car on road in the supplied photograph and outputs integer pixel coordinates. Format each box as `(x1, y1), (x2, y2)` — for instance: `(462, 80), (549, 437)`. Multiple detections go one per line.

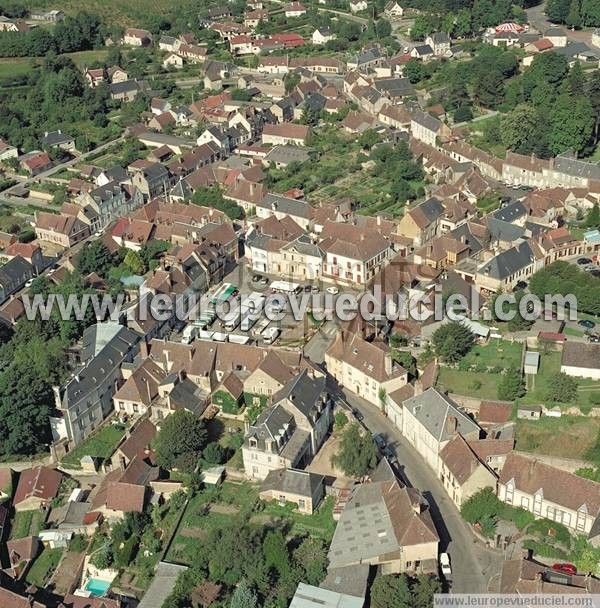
(579, 319), (596, 330)
(577, 257), (592, 265)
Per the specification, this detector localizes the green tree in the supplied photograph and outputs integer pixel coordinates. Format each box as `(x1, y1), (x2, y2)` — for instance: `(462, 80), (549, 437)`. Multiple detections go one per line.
(293, 537), (328, 586)
(202, 442), (225, 465)
(358, 128), (381, 150)
(391, 350), (417, 378)
(413, 575), (442, 608)
(154, 410), (208, 472)
(546, 372), (578, 402)
(548, 93), (595, 156)
(263, 530), (290, 576)
(371, 574), (413, 608)
(497, 367), (525, 401)
(230, 581), (258, 608)
(566, 0), (582, 27)
(585, 203), (600, 228)
(501, 103), (539, 154)
(123, 250), (145, 275)
(76, 240), (115, 278)
(547, 0), (571, 22)
(431, 321), (475, 364)
(582, 0), (600, 25)
(332, 423), (378, 477)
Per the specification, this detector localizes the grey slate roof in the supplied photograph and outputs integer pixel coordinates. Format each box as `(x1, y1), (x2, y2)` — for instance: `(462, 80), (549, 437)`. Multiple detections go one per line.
(412, 109), (441, 133)
(273, 368), (327, 419)
(493, 201), (527, 223)
(245, 404), (295, 451)
(41, 131), (74, 147)
(486, 217), (525, 243)
(402, 388), (481, 442)
(259, 193), (312, 219)
(373, 77), (415, 98)
(289, 583), (364, 608)
(264, 145), (311, 165)
(260, 467), (324, 498)
(554, 153), (600, 180)
(0, 255), (34, 291)
(138, 562), (188, 608)
(283, 234), (324, 258)
(478, 240), (536, 281)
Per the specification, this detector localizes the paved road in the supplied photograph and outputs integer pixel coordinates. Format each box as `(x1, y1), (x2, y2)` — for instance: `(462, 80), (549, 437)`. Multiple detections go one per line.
(325, 378), (504, 593)
(526, 1), (593, 44)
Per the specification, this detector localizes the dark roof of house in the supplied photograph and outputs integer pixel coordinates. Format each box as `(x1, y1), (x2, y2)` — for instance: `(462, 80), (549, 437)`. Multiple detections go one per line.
(561, 342), (600, 370)
(260, 467), (324, 498)
(259, 193), (312, 218)
(0, 255), (33, 288)
(41, 131), (74, 146)
(493, 201), (527, 223)
(273, 369), (326, 418)
(478, 241), (536, 281)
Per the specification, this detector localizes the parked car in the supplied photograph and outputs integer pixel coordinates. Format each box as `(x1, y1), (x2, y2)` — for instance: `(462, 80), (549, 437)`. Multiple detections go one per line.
(252, 274), (262, 283)
(373, 433), (386, 449)
(25, 278), (34, 288)
(514, 280), (528, 291)
(260, 277), (269, 286)
(440, 553), (452, 577)
(353, 409), (364, 422)
(311, 285), (320, 293)
(326, 286), (339, 295)
(382, 446), (398, 465)
(552, 563), (577, 576)
(577, 257), (592, 265)
(304, 284), (312, 292)
(589, 333), (600, 343)
(579, 319), (596, 330)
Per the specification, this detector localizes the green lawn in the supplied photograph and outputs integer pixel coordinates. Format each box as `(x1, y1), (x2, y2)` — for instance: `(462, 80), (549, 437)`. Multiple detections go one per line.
(61, 423), (126, 468)
(564, 326), (585, 337)
(436, 366), (500, 400)
(461, 339), (522, 370)
(515, 416), (600, 461)
(25, 547), (63, 587)
(10, 510), (43, 540)
(263, 496), (336, 542)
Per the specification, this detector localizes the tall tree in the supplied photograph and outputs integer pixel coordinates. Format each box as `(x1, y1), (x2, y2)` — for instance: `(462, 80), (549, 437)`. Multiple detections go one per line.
(566, 0), (582, 27)
(500, 103), (539, 154)
(230, 581), (258, 608)
(432, 321), (475, 363)
(548, 93), (595, 156)
(332, 423), (378, 477)
(154, 409), (208, 472)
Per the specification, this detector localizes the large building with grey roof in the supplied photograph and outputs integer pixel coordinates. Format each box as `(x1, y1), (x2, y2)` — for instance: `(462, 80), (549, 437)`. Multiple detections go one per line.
(401, 388), (482, 471)
(327, 459), (439, 574)
(242, 369), (332, 480)
(51, 322), (140, 446)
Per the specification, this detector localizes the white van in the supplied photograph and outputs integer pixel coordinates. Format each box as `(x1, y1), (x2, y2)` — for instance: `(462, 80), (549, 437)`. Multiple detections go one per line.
(262, 326), (280, 345)
(253, 317), (270, 336)
(182, 325), (196, 344)
(212, 332), (228, 342)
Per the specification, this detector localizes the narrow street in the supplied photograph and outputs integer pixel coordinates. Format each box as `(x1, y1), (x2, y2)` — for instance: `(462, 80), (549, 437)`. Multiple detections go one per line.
(323, 374), (504, 593)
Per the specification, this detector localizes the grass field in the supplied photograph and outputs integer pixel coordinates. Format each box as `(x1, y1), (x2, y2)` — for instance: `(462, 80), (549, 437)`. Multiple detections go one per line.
(0, 50), (109, 86)
(515, 416), (600, 461)
(461, 339), (522, 370)
(10, 509), (44, 540)
(25, 547), (63, 587)
(436, 367), (500, 400)
(61, 423), (125, 468)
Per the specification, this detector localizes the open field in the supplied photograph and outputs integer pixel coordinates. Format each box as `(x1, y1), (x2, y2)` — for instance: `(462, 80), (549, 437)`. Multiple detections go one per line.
(436, 367), (500, 400)
(515, 416), (600, 461)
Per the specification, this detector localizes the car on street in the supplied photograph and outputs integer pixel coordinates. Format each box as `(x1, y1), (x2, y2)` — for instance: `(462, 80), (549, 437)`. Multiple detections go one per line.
(326, 286), (339, 295)
(440, 553), (452, 577)
(311, 285), (320, 293)
(252, 274), (262, 283)
(259, 277), (269, 286)
(579, 319), (596, 330)
(588, 333), (600, 343)
(304, 284), (312, 292)
(577, 257), (592, 265)
(373, 433), (386, 449)
(552, 563), (577, 576)
(352, 409), (364, 422)
(382, 446), (398, 465)
(514, 280), (528, 291)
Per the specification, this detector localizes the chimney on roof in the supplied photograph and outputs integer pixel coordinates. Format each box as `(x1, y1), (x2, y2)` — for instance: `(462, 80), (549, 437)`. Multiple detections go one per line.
(445, 415), (457, 435)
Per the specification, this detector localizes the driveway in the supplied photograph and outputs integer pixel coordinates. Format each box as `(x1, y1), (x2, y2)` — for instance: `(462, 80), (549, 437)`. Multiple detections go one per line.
(526, 2), (593, 44)
(326, 379), (504, 593)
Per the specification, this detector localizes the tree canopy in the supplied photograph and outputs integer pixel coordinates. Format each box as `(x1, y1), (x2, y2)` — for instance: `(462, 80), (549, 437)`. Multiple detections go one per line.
(432, 321), (475, 364)
(154, 409), (208, 472)
(331, 423), (378, 477)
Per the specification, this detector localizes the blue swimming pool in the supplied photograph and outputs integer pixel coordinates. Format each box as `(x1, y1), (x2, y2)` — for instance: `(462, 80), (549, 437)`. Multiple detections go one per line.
(85, 577), (111, 597)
